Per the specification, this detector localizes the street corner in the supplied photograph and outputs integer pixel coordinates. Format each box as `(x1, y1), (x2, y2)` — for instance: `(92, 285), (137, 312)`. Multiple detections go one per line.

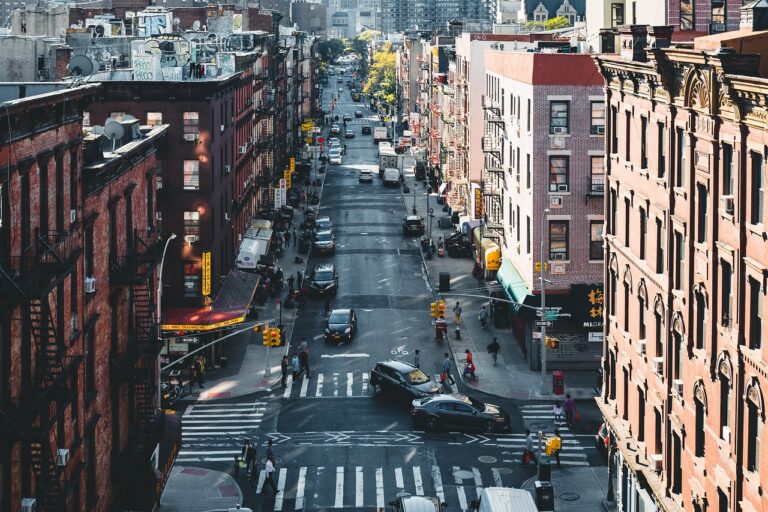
(161, 466), (244, 512)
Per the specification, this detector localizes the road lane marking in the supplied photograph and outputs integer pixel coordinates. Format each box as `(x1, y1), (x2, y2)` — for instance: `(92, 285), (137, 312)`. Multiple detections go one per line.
(347, 373), (354, 396)
(320, 353), (369, 358)
(295, 467), (307, 509)
(453, 466), (468, 511)
(376, 468), (385, 509)
(315, 374), (324, 397)
(335, 467), (344, 508)
(472, 467), (483, 493)
(431, 466), (445, 503)
(362, 373), (369, 394)
(283, 376), (293, 398)
(355, 466), (364, 507)
(333, 373), (339, 397)
(413, 466), (424, 495)
(256, 468), (267, 494)
(395, 467), (404, 489)
(274, 468), (287, 510)
(492, 468), (503, 487)
(300, 375), (309, 397)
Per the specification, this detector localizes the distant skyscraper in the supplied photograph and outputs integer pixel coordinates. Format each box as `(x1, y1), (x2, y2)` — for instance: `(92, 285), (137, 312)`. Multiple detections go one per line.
(380, 0), (488, 32)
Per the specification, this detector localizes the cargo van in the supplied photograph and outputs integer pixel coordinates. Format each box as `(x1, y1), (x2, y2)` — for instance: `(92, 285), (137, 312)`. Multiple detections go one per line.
(383, 168), (401, 186)
(236, 228), (272, 271)
(470, 487), (537, 512)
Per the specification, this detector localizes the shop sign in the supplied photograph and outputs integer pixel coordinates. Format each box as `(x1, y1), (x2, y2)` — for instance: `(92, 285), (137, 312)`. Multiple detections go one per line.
(290, 157), (295, 174)
(201, 251), (211, 297)
(284, 170), (292, 188)
(182, 337), (199, 343)
(571, 284), (604, 328)
(474, 187), (482, 219)
(161, 316), (245, 331)
(168, 342), (189, 353)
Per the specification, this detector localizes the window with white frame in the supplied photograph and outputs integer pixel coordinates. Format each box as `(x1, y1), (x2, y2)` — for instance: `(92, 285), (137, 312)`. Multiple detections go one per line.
(183, 160), (200, 191)
(549, 156), (569, 192)
(549, 220), (569, 260)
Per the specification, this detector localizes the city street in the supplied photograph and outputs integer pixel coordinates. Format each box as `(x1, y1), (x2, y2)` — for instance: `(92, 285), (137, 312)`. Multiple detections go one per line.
(168, 74), (606, 511)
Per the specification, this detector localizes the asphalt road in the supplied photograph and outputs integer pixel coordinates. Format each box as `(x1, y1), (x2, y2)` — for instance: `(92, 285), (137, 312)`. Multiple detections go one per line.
(174, 73), (606, 512)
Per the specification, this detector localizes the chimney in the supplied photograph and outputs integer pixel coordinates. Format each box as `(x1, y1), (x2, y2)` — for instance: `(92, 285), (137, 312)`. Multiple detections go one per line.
(619, 25), (648, 62)
(647, 25), (674, 49)
(53, 45), (72, 80)
(82, 133), (104, 166)
(741, 0), (768, 32)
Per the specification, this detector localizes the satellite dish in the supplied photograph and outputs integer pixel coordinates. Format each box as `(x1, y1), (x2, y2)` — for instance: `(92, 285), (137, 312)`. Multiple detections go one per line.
(121, 114), (137, 122)
(93, 24), (105, 37)
(68, 55), (95, 76)
(192, 20), (201, 31)
(91, 125), (105, 135)
(173, 17), (180, 27)
(104, 119), (125, 151)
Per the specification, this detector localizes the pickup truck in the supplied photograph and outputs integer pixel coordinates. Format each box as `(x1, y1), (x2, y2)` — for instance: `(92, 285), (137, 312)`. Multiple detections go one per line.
(373, 126), (389, 144)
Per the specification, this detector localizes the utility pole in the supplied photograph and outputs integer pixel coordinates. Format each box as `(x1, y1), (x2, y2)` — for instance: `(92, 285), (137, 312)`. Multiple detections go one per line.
(540, 208), (550, 392)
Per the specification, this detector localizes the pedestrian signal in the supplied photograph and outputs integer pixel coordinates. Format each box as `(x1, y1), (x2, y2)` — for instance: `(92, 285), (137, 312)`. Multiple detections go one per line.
(545, 436), (561, 456)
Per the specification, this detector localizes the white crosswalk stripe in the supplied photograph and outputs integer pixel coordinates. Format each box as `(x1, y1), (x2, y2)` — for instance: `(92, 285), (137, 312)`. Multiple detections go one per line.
(176, 400), (267, 462)
(258, 464), (528, 511)
(286, 371), (372, 399)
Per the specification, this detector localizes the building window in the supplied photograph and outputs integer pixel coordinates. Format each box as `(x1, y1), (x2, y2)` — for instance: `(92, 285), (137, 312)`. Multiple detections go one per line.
(549, 101), (569, 134)
(749, 277), (762, 350)
(610, 189), (617, 234)
(723, 143), (734, 195)
(611, 3), (624, 26)
(672, 432), (682, 494)
(183, 111), (200, 137)
(590, 156), (605, 194)
(147, 112), (163, 126)
(624, 198), (630, 248)
(549, 156), (569, 192)
(640, 116), (648, 169)
(609, 269), (617, 317)
(721, 259), (732, 326)
(711, 0), (726, 24)
(184, 211), (200, 241)
(697, 184), (708, 243)
(658, 122), (667, 178)
(638, 290), (647, 340)
(623, 281), (630, 332)
(655, 218), (664, 274)
(184, 262), (201, 299)
(695, 290), (706, 350)
(590, 101), (605, 135)
(526, 216), (531, 254)
(673, 231), (685, 290)
(747, 392), (762, 472)
(527, 99), (531, 131)
(589, 221), (603, 260)
(720, 374), (731, 439)
(639, 207), (647, 260)
(549, 221), (569, 260)
(654, 310), (663, 360)
(680, 0), (695, 30)
(750, 151), (764, 225)
(526, 154), (531, 189)
(676, 127), (687, 188)
(695, 396), (705, 457)
(625, 111), (631, 161)
(183, 160), (200, 191)
(611, 106), (618, 154)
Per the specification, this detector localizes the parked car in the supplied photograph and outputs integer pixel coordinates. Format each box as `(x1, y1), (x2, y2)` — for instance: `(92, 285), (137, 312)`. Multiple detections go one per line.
(389, 491), (445, 512)
(343, 114), (352, 122)
(325, 308), (357, 342)
(370, 360), (443, 400)
(309, 263), (338, 295)
(315, 216), (332, 231)
(355, 110), (363, 118)
(359, 169), (374, 183)
(312, 230), (336, 255)
(362, 126), (372, 135)
(445, 232), (472, 258)
(329, 150), (342, 165)
(402, 215), (425, 236)
(411, 394), (511, 433)
(345, 131), (355, 139)
(330, 124), (341, 135)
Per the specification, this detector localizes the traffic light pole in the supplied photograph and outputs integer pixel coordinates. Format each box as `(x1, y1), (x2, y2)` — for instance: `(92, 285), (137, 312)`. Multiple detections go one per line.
(540, 209), (550, 393)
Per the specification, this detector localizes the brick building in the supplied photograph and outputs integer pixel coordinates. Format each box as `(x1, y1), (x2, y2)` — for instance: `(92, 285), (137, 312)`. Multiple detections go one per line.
(483, 50), (605, 369)
(0, 83), (176, 512)
(594, 9), (768, 512)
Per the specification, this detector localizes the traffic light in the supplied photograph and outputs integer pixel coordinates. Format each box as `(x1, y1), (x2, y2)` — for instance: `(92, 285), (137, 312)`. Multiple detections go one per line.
(272, 328), (282, 347)
(430, 302), (439, 318)
(545, 337), (560, 350)
(253, 324), (262, 333)
(262, 327), (281, 347)
(437, 300), (446, 317)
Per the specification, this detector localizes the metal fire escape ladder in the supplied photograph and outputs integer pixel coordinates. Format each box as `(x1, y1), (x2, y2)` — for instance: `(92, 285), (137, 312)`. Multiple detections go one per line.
(30, 431), (64, 511)
(29, 299), (64, 390)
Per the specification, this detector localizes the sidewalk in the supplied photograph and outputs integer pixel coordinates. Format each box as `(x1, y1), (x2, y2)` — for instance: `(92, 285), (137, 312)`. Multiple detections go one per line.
(521, 466), (614, 512)
(160, 466), (243, 511)
(400, 167), (598, 401)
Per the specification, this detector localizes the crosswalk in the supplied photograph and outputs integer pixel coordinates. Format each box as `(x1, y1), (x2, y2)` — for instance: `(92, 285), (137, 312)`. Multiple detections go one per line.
(252, 463), (525, 511)
(517, 404), (588, 466)
(279, 371), (369, 399)
(176, 400), (267, 462)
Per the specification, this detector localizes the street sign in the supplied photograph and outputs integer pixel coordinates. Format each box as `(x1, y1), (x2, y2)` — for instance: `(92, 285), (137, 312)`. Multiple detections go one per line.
(536, 321), (552, 327)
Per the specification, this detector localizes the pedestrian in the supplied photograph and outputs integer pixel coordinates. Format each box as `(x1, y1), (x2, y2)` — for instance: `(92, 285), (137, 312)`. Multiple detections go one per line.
(441, 353), (455, 385)
(241, 439), (256, 475)
(413, 349), (420, 369)
(280, 355), (289, 388)
(266, 439), (275, 461)
(287, 275), (295, 294)
(553, 402), (564, 424)
(464, 349), (474, 366)
(486, 338), (500, 367)
(291, 352), (300, 380)
(194, 360), (204, 389)
(296, 270), (303, 290)
(523, 429), (538, 465)
(479, 305), (489, 328)
(300, 336), (309, 354)
(197, 355), (206, 383)
(564, 394), (576, 428)
(284, 229), (291, 247)
(551, 429), (562, 467)
(299, 348), (310, 379)
(453, 302), (462, 325)
(261, 456), (278, 494)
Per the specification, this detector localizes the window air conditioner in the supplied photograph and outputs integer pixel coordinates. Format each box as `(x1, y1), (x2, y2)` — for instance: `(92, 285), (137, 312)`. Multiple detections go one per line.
(220, 124), (225, 133)
(650, 454), (663, 472)
(653, 357), (664, 375)
(595, 125), (605, 135)
(56, 448), (70, 467)
(551, 253), (566, 261)
(673, 379), (683, 396)
(224, 213), (230, 222)
(183, 235), (199, 244)
(557, 184), (569, 192)
(553, 126), (568, 134)
(84, 277), (96, 294)
(21, 498), (36, 512)
(637, 340), (646, 355)
(224, 165), (231, 174)
(721, 426), (731, 443)
(550, 196), (563, 208)
(156, 212), (163, 220)
(184, 133), (198, 141)
(239, 145), (248, 154)
(720, 195), (735, 215)
(70, 209), (77, 223)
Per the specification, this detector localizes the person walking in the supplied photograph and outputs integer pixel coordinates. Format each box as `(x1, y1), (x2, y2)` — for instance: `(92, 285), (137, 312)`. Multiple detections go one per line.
(563, 394), (576, 428)
(284, 229), (291, 247)
(551, 429), (562, 467)
(453, 302), (462, 325)
(552, 402), (564, 424)
(299, 348), (310, 379)
(486, 338), (500, 367)
(193, 359), (205, 389)
(464, 349), (474, 366)
(261, 456), (278, 494)
(441, 353), (456, 385)
(287, 275), (295, 294)
(413, 349), (420, 369)
(291, 352), (300, 381)
(479, 305), (490, 329)
(241, 440), (256, 476)
(523, 429), (538, 465)
(280, 356), (289, 388)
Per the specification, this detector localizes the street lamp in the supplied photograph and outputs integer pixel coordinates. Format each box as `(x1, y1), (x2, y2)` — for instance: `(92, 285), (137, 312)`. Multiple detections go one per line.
(156, 233), (177, 408)
(539, 209), (550, 392)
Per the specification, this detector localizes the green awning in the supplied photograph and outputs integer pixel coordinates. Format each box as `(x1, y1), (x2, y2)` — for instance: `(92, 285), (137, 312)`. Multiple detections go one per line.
(496, 259), (532, 305)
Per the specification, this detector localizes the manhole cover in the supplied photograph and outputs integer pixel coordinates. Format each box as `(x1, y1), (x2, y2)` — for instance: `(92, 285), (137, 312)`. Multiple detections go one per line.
(494, 468), (514, 475)
(478, 456), (497, 464)
(560, 492), (580, 502)
(453, 469), (474, 479)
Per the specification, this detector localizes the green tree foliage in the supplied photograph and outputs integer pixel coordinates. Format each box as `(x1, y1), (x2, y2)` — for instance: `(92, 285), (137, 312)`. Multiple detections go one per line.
(363, 42), (396, 106)
(545, 16), (571, 30)
(317, 39), (346, 63)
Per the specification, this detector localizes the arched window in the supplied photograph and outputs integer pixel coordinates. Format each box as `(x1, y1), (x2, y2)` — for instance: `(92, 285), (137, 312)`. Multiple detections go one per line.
(638, 280), (648, 340)
(694, 381), (707, 457)
(718, 353), (733, 441)
(746, 379), (764, 472)
(694, 286), (707, 350)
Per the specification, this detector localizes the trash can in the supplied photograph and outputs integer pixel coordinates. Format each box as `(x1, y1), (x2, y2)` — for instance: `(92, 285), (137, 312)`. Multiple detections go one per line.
(553, 371), (564, 395)
(439, 272), (451, 292)
(538, 457), (552, 481)
(535, 480), (555, 511)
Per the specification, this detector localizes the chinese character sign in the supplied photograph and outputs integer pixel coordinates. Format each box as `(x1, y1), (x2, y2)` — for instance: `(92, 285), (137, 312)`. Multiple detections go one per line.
(201, 251), (211, 297)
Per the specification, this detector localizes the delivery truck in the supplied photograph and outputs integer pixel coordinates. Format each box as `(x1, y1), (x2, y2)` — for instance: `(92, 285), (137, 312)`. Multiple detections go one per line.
(236, 227), (273, 271)
(373, 126), (389, 144)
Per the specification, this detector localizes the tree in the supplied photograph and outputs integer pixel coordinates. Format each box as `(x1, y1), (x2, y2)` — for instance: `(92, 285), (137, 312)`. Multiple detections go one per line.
(317, 39), (346, 63)
(545, 16), (571, 30)
(363, 42), (397, 107)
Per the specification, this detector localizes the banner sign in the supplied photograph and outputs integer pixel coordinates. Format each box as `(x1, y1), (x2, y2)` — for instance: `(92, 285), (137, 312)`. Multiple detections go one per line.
(201, 251), (211, 297)
(474, 187), (482, 220)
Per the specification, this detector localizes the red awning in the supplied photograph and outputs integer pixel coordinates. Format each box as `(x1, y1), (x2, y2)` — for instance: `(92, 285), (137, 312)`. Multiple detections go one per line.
(161, 270), (259, 331)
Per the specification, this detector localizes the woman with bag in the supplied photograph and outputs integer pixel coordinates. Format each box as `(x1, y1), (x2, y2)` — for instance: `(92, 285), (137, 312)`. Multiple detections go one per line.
(563, 394), (576, 428)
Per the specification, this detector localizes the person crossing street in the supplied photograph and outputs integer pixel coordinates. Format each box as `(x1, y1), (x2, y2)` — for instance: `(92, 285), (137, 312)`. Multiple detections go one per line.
(441, 353), (456, 385)
(487, 338), (500, 367)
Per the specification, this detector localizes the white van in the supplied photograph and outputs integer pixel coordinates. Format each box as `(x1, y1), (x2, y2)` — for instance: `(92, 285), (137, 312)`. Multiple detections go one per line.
(470, 487), (537, 512)
(383, 168), (400, 186)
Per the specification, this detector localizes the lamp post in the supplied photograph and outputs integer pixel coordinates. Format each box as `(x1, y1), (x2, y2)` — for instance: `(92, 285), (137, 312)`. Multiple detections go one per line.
(540, 209), (550, 392)
(156, 233), (177, 408)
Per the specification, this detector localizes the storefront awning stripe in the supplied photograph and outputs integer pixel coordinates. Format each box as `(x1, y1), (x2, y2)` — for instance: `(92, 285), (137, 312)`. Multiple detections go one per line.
(496, 259), (532, 304)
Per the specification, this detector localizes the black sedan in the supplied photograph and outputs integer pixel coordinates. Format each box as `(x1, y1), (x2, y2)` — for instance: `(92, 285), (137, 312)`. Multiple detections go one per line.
(312, 230), (336, 255)
(309, 263), (338, 295)
(325, 308), (357, 342)
(411, 394), (511, 433)
(362, 126), (372, 135)
(355, 110), (363, 118)
(371, 360), (443, 400)
(345, 131), (355, 139)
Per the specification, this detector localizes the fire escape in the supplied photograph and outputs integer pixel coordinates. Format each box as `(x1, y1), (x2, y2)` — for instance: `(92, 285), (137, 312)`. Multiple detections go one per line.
(481, 97), (504, 244)
(108, 228), (164, 510)
(0, 229), (84, 511)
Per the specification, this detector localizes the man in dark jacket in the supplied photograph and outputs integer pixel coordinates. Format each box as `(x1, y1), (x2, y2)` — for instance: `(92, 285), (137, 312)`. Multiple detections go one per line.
(487, 338), (501, 367)
(241, 439), (256, 476)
